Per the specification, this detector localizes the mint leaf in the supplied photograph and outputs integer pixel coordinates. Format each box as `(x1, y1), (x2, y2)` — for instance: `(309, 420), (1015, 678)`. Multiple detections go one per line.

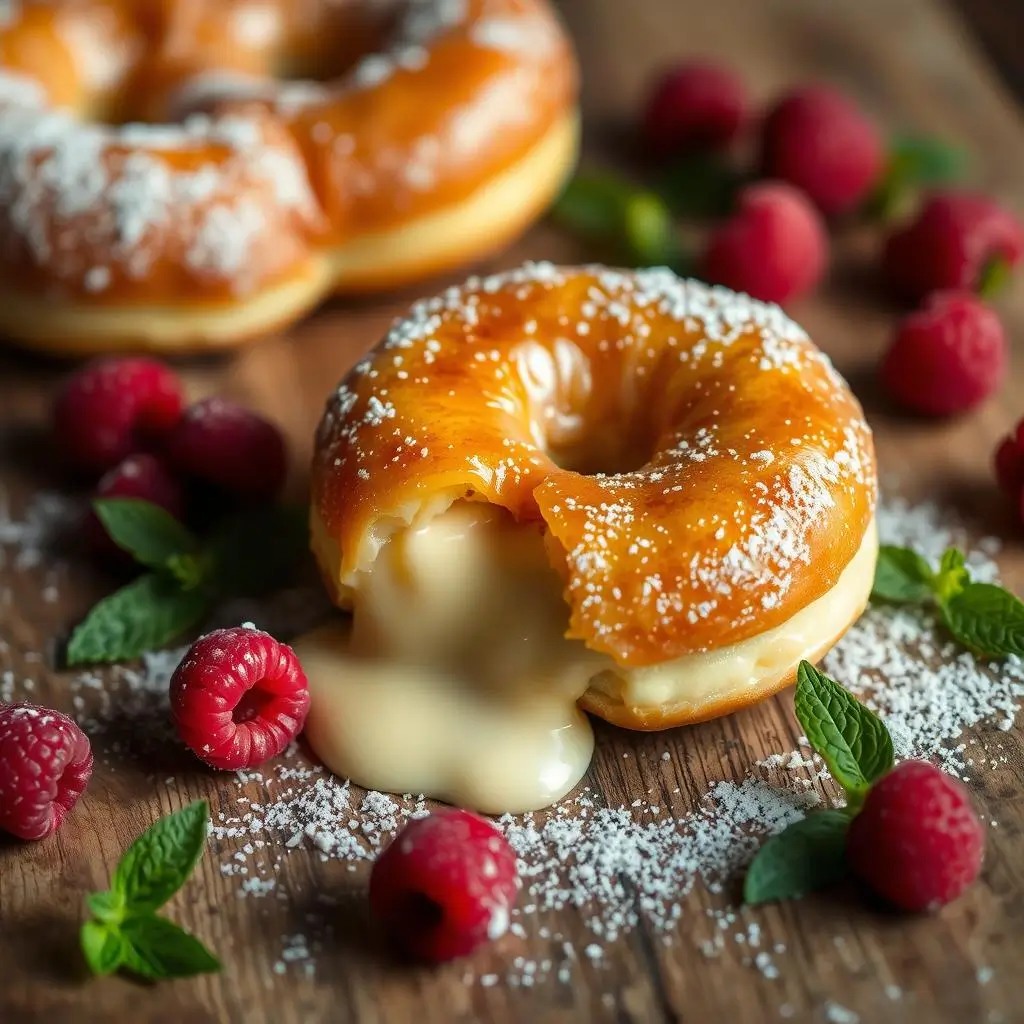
(67, 573), (208, 666)
(872, 545), (934, 604)
(81, 920), (126, 976)
(86, 890), (125, 926)
(934, 547), (969, 604)
(978, 256), (1013, 299)
(93, 499), (198, 572)
(867, 135), (967, 219)
(794, 661), (894, 802)
(941, 582), (1024, 658)
(120, 916), (221, 980)
(658, 152), (744, 219)
(622, 192), (682, 268)
(744, 810), (850, 905)
(551, 172), (636, 240)
(112, 801), (209, 914)
(204, 505), (309, 596)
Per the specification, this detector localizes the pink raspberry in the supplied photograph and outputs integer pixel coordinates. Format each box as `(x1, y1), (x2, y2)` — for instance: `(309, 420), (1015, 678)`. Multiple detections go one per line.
(85, 453), (186, 556)
(169, 627), (309, 771)
(879, 291), (1006, 416)
(847, 761), (985, 912)
(700, 181), (828, 304)
(0, 703), (93, 841)
(642, 62), (749, 156)
(164, 397), (288, 502)
(994, 418), (1024, 503)
(53, 357), (184, 475)
(882, 192), (1024, 301)
(369, 809), (520, 962)
(760, 85), (885, 216)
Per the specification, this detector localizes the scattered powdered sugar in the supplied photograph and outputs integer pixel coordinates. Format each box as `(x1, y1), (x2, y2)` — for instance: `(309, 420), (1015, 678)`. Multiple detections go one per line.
(5, 489), (1017, 1008)
(0, 488), (81, 571)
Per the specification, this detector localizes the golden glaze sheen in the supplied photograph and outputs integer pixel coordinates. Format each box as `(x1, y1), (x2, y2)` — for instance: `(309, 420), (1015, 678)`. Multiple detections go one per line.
(312, 264), (878, 668)
(0, 0), (577, 353)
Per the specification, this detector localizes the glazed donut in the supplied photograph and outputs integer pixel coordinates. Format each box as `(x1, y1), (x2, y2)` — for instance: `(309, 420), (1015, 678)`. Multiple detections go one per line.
(304, 264), (878, 806)
(0, 0), (578, 356)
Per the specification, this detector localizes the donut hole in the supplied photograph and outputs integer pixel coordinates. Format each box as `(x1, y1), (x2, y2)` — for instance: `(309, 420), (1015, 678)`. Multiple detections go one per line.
(514, 338), (663, 476)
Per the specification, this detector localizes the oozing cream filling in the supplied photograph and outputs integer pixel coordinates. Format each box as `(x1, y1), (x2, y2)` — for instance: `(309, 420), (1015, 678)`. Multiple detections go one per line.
(297, 503), (877, 814)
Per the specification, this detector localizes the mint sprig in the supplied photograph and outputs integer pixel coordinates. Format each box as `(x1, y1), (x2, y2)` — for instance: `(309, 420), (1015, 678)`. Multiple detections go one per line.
(794, 662), (893, 805)
(81, 801), (221, 981)
(67, 499), (309, 666)
(744, 661), (894, 905)
(744, 810), (850, 906)
(871, 544), (1024, 658)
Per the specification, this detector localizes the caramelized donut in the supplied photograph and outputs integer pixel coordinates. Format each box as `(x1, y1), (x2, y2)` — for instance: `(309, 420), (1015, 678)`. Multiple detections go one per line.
(0, 0), (578, 355)
(308, 263), (878, 759)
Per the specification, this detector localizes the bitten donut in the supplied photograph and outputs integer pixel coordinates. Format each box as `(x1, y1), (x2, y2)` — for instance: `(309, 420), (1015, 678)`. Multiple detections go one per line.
(298, 263), (878, 813)
(0, 0), (578, 356)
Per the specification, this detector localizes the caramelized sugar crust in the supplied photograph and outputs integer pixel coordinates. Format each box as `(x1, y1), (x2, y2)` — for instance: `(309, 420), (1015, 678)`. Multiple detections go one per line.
(0, 0), (576, 304)
(313, 264), (878, 667)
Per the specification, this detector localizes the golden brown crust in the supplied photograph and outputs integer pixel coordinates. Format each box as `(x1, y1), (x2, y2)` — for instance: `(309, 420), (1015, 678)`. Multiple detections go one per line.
(0, 0), (578, 353)
(312, 264), (879, 668)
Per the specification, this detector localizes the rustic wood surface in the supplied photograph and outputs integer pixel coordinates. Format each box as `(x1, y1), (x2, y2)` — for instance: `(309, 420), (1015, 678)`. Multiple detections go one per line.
(3, 0), (1024, 1021)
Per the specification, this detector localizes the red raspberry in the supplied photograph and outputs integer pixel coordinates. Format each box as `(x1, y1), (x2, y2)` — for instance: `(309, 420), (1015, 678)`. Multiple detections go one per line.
(760, 85), (885, 216)
(0, 703), (93, 841)
(165, 397), (288, 502)
(169, 627), (309, 771)
(882, 192), (1024, 301)
(994, 420), (1024, 500)
(642, 62), (749, 156)
(53, 357), (184, 475)
(879, 291), (1006, 416)
(847, 761), (984, 912)
(701, 181), (828, 304)
(85, 453), (186, 555)
(369, 808), (520, 962)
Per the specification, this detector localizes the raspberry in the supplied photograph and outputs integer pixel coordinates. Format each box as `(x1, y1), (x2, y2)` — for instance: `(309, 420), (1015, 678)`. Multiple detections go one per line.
(369, 808), (520, 962)
(53, 357), (184, 475)
(0, 703), (93, 841)
(994, 421), (1024, 500)
(642, 62), (749, 156)
(85, 453), (186, 555)
(760, 85), (885, 216)
(169, 627), (309, 771)
(165, 397), (288, 501)
(879, 291), (1006, 416)
(847, 761), (984, 912)
(882, 192), (1024, 301)
(700, 181), (828, 304)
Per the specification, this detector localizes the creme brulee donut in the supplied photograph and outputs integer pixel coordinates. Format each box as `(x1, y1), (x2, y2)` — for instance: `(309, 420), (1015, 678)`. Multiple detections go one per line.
(299, 264), (878, 813)
(0, 0), (578, 356)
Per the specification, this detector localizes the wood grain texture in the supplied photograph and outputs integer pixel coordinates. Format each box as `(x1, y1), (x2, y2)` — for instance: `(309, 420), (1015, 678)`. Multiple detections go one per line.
(2, 1), (1024, 1021)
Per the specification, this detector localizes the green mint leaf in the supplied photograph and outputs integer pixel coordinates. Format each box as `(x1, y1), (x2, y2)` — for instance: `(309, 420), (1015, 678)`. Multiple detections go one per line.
(67, 573), (208, 666)
(86, 890), (125, 926)
(204, 505), (309, 597)
(871, 544), (934, 604)
(934, 547), (969, 604)
(551, 172), (636, 239)
(794, 661), (894, 802)
(112, 801), (209, 914)
(93, 499), (198, 572)
(622, 191), (682, 268)
(941, 582), (1024, 658)
(166, 553), (205, 591)
(866, 135), (967, 220)
(120, 916), (221, 980)
(743, 810), (850, 905)
(657, 152), (744, 219)
(81, 920), (126, 976)
(978, 256), (1013, 299)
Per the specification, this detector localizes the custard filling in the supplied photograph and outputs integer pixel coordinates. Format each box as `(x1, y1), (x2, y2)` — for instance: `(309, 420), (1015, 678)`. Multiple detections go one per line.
(297, 502), (877, 814)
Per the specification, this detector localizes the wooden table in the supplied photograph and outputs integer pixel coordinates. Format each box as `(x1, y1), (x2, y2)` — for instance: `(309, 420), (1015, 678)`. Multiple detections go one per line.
(3, 1), (1024, 1021)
